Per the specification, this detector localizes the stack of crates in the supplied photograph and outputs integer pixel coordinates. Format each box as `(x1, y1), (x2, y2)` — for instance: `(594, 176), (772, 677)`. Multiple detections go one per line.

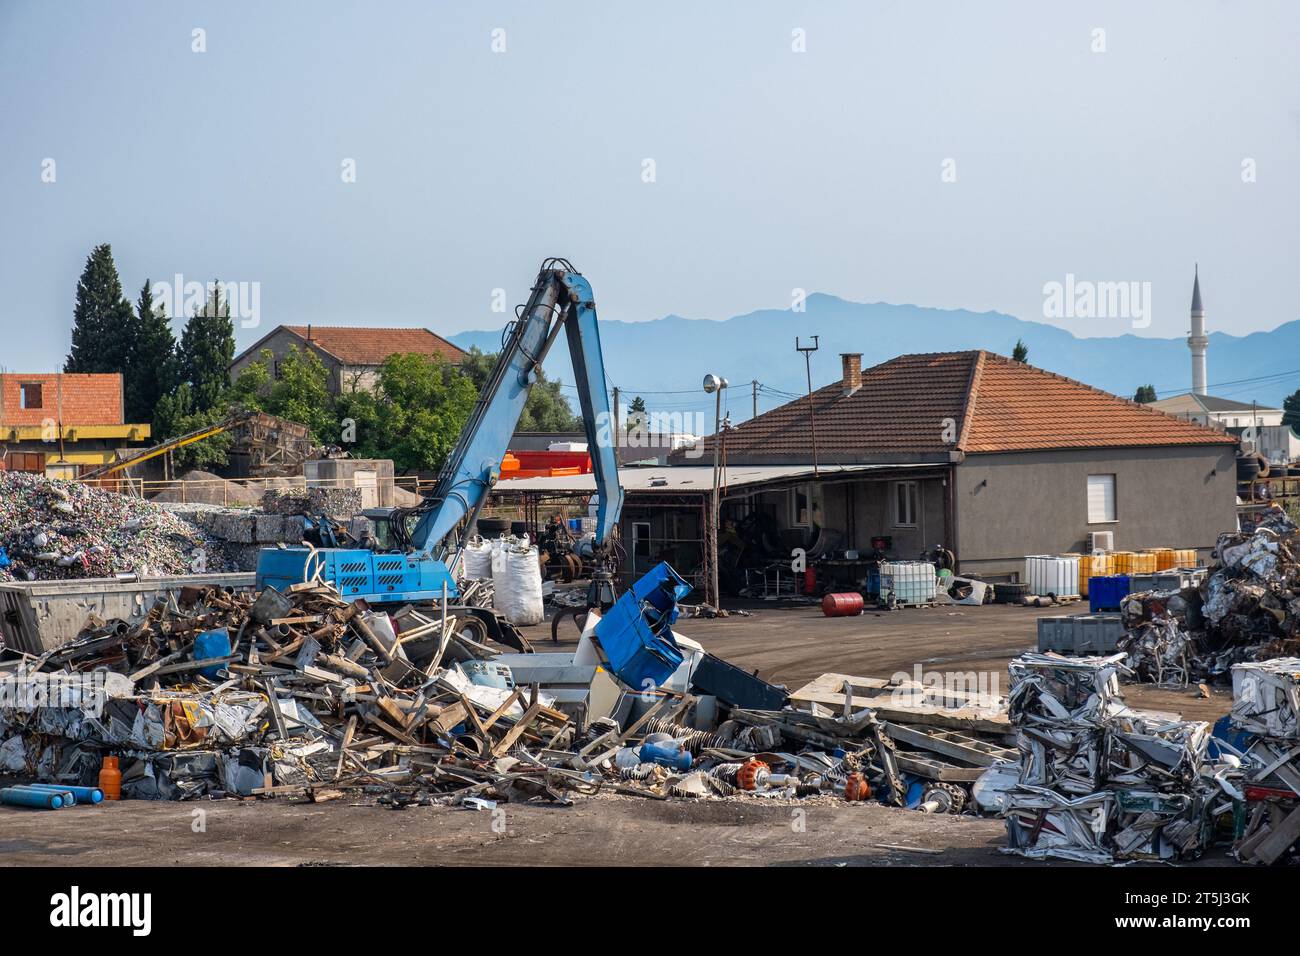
(1112, 551), (1157, 575)
(1078, 552), (1114, 597)
(1037, 613), (1126, 654)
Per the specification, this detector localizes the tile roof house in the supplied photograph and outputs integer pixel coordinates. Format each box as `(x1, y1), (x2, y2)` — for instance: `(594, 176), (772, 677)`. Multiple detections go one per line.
(680, 350), (1240, 577)
(229, 325), (469, 395)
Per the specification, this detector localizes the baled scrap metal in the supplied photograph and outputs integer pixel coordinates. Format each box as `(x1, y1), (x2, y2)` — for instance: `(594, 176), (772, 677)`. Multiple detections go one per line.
(1230, 658), (1300, 864)
(1231, 658), (1300, 739)
(1000, 652), (1235, 863)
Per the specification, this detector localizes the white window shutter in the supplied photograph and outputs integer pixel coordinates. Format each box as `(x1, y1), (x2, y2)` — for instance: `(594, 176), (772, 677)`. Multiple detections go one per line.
(1087, 474), (1115, 523)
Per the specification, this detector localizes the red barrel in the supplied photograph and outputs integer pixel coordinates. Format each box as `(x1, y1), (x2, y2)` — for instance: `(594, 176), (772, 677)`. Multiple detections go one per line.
(822, 592), (864, 616)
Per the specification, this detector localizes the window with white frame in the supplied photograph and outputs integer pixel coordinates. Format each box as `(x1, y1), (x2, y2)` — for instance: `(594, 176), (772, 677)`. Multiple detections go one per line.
(891, 480), (919, 528)
(1087, 474), (1116, 523)
(789, 483), (823, 528)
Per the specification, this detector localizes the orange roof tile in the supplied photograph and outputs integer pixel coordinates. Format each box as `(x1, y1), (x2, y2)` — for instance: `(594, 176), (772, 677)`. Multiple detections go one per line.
(281, 326), (467, 366)
(703, 351), (1237, 464)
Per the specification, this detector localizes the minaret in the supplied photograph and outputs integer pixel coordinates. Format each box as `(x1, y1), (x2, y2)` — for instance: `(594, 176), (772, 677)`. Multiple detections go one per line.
(1188, 264), (1207, 396)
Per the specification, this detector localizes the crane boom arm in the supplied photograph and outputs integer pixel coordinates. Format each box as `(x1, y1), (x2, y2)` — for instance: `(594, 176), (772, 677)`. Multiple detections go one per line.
(410, 259), (624, 552)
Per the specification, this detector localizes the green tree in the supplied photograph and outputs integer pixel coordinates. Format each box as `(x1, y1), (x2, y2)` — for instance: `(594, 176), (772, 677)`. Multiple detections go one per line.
(626, 395), (648, 432)
(459, 347), (581, 431)
(1011, 339), (1029, 363)
(128, 279), (178, 425)
(1283, 389), (1300, 431)
(1133, 384), (1157, 404)
(231, 346), (335, 440)
(375, 353), (478, 471)
(65, 243), (137, 376)
(151, 382), (234, 470)
(177, 282), (236, 412)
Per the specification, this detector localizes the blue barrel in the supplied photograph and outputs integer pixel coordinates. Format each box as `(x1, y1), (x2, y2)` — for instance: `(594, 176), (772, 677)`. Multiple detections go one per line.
(639, 741), (692, 771)
(194, 627), (233, 679)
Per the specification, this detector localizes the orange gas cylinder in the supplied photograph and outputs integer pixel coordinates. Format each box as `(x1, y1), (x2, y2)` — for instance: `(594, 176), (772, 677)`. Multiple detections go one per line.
(844, 772), (872, 801)
(99, 755), (122, 801)
(736, 758), (770, 791)
(822, 592), (864, 617)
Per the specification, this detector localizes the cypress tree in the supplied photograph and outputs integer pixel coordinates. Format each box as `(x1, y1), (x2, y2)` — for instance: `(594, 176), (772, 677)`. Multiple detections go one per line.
(125, 279), (178, 424)
(65, 243), (137, 376)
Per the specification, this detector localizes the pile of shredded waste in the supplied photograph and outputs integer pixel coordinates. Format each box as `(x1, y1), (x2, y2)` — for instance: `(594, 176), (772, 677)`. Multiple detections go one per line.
(0, 472), (227, 583)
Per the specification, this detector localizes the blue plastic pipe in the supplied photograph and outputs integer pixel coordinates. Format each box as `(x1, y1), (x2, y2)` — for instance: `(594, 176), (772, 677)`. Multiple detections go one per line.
(27, 783), (103, 804)
(9, 784), (74, 806)
(0, 787), (63, 809)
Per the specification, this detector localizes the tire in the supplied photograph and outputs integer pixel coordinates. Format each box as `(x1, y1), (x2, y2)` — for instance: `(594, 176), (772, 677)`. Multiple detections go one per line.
(458, 615), (490, 645)
(994, 582), (1030, 604)
(477, 517), (510, 537)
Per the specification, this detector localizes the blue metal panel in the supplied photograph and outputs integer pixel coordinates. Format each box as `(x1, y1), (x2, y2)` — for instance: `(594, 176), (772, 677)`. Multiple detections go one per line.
(255, 548), (458, 604)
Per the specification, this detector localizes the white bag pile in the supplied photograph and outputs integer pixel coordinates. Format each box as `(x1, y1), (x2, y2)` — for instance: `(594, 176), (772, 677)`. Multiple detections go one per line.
(491, 536), (544, 626)
(461, 536), (494, 581)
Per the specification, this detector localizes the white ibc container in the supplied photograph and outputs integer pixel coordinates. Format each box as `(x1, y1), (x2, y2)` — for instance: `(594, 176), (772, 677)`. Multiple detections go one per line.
(880, 561), (938, 604)
(1024, 555), (1080, 598)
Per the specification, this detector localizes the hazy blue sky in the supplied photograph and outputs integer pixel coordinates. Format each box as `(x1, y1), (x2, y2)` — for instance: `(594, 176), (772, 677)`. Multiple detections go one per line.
(1, 0), (1296, 374)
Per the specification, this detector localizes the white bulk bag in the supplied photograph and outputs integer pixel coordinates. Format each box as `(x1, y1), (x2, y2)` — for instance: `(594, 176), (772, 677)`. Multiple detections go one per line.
(495, 545), (544, 625)
(462, 537), (494, 580)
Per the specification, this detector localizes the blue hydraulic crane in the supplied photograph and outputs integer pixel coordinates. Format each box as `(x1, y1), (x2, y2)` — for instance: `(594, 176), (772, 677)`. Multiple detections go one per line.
(255, 258), (625, 650)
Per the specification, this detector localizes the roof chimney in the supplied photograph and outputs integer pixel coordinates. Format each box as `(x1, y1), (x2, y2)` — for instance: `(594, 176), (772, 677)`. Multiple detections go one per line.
(841, 353), (862, 395)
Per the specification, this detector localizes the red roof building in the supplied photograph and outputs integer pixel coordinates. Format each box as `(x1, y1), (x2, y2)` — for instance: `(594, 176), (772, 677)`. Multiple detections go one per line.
(229, 325), (469, 394)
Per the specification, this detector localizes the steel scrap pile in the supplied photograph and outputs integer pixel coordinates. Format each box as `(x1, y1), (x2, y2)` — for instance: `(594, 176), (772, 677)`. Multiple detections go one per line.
(1232, 659), (1300, 864)
(1118, 511), (1300, 685)
(0, 472), (230, 584)
(0, 571), (1020, 815)
(0, 581), (593, 802)
(1001, 653), (1240, 864)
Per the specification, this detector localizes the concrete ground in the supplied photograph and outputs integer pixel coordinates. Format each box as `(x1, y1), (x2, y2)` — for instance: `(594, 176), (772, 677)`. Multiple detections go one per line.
(0, 601), (1235, 867)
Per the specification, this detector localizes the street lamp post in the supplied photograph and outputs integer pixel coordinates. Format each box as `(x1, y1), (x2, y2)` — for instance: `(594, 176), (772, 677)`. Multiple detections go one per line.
(703, 373), (728, 610)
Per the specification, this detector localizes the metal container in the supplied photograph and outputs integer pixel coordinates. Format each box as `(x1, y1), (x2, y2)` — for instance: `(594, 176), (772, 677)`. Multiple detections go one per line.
(0, 572), (256, 655)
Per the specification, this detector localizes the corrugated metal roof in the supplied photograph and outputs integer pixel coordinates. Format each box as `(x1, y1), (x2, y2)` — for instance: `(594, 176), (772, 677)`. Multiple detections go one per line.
(494, 462), (937, 495)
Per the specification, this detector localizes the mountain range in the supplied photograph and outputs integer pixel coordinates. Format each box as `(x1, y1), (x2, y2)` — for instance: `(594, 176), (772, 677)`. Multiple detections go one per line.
(449, 295), (1300, 427)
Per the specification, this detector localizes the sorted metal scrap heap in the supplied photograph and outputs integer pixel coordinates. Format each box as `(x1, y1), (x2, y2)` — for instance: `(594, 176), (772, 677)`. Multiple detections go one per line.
(0, 471), (228, 584)
(1119, 509), (1300, 684)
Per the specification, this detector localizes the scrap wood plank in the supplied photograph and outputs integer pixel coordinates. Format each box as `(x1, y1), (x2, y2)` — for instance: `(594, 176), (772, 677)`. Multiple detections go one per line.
(1250, 801), (1300, 865)
(789, 675), (1008, 734)
(333, 714), (357, 781)
(491, 701), (543, 757)
(882, 722), (1015, 767)
(429, 701), (469, 735)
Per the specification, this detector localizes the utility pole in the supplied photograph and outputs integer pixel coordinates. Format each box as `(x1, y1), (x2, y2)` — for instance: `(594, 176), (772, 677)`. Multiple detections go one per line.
(611, 386), (620, 456)
(796, 336), (820, 477)
(751, 379), (758, 420)
(703, 373), (728, 610)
